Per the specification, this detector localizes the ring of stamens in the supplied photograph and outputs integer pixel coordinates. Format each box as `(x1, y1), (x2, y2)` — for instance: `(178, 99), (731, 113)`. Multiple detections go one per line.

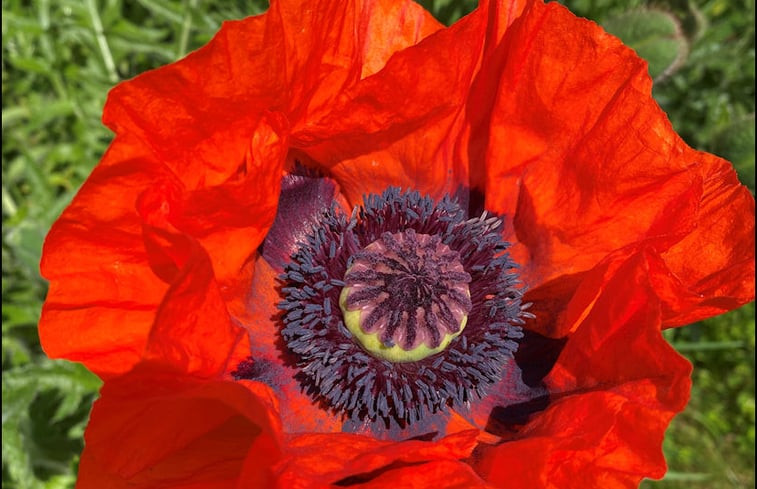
(275, 188), (527, 429)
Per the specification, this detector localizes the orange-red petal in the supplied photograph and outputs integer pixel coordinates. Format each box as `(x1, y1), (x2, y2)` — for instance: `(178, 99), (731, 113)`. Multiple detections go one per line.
(473, 249), (692, 488)
(76, 365), (282, 489)
(39, 136), (171, 377)
(471, 0), (753, 320)
(103, 0), (442, 202)
(40, 100), (284, 379)
(39, 0), (445, 377)
(37, 1), (754, 488)
(270, 429), (484, 488)
(297, 10), (482, 204)
(658, 152), (755, 326)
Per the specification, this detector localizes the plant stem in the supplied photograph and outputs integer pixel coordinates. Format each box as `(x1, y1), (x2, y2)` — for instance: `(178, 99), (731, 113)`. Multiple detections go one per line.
(178, 0), (199, 57)
(85, 0), (118, 83)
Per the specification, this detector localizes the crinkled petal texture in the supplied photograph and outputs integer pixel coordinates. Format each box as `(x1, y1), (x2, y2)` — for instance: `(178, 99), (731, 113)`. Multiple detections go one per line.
(39, 0), (442, 379)
(37, 0), (753, 488)
(472, 248), (692, 488)
(472, 0), (754, 335)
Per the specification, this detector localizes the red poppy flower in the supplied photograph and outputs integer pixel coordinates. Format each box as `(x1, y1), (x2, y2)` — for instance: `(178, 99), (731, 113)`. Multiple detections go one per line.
(39, 0), (754, 487)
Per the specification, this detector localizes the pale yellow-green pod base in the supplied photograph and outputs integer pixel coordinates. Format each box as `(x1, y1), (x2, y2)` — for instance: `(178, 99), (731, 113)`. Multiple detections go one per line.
(339, 287), (467, 363)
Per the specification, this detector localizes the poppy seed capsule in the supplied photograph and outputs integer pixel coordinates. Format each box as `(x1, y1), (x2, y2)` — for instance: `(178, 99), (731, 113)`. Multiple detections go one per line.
(340, 230), (472, 362)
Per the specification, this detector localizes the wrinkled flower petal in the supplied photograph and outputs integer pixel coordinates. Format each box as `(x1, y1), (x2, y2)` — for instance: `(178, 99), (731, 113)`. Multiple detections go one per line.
(271, 429), (482, 487)
(473, 249), (692, 488)
(77, 366), (282, 489)
(37, 0), (754, 487)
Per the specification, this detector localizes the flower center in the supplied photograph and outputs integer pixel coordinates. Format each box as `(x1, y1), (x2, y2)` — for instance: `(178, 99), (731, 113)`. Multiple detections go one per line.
(339, 230), (471, 362)
(265, 187), (527, 429)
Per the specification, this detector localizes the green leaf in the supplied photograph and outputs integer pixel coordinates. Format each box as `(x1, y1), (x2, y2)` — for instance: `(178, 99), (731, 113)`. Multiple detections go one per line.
(2, 378), (43, 489)
(2, 335), (33, 366)
(133, 0), (184, 24)
(7, 56), (52, 76)
(603, 9), (689, 82)
(2, 361), (101, 488)
(671, 340), (745, 351)
(661, 471), (712, 481)
(711, 114), (755, 192)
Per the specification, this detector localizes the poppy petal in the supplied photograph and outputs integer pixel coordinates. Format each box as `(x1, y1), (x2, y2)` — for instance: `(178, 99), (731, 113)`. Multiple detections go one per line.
(463, 356), (550, 437)
(481, 0), (699, 276)
(658, 152), (756, 326)
(298, 5), (486, 203)
(39, 136), (171, 377)
(76, 365), (282, 489)
(40, 108), (284, 377)
(267, 0), (442, 124)
(473, 0), (753, 315)
(259, 169), (340, 273)
(138, 219), (245, 378)
(102, 14), (278, 189)
(341, 460), (491, 489)
(103, 0), (440, 197)
(473, 249), (692, 487)
(270, 429), (482, 487)
(45, 0), (442, 377)
(356, 0), (443, 78)
(168, 113), (286, 284)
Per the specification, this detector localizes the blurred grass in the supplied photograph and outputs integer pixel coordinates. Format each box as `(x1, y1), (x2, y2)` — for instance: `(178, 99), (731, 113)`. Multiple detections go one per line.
(1, 0), (754, 488)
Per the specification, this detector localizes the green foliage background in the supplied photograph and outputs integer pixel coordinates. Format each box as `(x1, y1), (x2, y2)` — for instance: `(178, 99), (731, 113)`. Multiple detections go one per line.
(2, 0), (754, 488)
